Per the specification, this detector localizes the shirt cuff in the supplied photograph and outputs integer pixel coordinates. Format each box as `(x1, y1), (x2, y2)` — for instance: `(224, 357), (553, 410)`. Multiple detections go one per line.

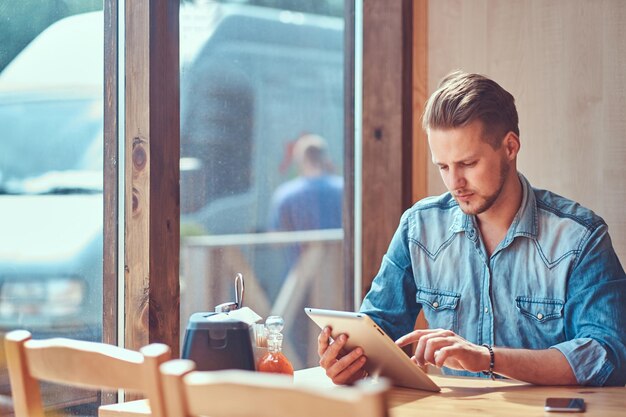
(550, 338), (614, 386)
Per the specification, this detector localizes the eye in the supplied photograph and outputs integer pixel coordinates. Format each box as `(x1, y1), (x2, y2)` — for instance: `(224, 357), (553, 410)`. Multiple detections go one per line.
(462, 161), (477, 167)
(438, 165), (448, 171)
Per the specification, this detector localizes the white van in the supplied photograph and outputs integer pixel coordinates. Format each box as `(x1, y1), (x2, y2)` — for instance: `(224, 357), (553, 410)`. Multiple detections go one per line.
(180, 4), (344, 234)
(0, 11), (104, 338)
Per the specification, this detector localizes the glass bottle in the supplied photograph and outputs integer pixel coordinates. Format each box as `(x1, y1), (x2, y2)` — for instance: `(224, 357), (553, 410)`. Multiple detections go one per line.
(256, 316), (294, 376)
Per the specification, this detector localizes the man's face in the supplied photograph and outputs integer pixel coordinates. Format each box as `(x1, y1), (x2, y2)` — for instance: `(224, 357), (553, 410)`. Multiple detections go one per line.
(428, 120), (513, 216)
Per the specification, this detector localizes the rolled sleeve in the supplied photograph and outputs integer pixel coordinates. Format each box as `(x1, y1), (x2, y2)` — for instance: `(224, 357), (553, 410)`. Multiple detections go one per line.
(551, 338), (615, 386)
(561, 223), (626, 386)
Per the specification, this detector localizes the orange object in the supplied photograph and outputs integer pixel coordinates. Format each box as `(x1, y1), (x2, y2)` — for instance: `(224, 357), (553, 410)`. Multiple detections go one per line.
(256, 315), (294, 376)
(257, 350), (294, 375)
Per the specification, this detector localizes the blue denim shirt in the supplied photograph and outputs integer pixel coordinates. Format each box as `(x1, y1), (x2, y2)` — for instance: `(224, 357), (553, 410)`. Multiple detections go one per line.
(360, 173), (626, 386)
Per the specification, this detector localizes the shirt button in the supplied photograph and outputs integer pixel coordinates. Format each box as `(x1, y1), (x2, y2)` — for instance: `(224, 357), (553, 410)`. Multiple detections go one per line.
(537, 313), (544, 320)
(433, 302), (439, 308)
(484, 307), (489, 314)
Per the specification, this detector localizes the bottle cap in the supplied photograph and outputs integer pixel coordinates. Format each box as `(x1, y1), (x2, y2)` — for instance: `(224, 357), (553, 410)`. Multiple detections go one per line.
(266, 316), (284, 351)
(265, 315), (284, 333)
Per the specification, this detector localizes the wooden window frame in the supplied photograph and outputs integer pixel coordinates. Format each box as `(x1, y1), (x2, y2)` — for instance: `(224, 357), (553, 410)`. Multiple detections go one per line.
(104, 0), (181, 355)
(104, 0), (426, 358)
(123, 0), (181, 354)
(361, 0), (428, 296)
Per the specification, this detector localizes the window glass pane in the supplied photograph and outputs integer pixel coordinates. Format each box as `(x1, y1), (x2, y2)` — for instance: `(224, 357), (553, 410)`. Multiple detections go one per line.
(0, 2), (103, 415)
(180, 0), (347, 369)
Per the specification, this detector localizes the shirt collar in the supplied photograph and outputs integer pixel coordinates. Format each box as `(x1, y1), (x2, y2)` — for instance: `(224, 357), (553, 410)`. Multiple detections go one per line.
(449, 172), (538, 239)
(509, 173), (538, 238)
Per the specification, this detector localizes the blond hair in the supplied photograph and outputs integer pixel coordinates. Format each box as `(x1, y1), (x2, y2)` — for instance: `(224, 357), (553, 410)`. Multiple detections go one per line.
(422, 71), (519, 148)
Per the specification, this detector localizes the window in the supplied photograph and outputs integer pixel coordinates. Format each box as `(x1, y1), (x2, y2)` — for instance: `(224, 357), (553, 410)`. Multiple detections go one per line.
(0, 2), (104, 413)
(0, 0), (360, 413)
(179, 0), (349, 368)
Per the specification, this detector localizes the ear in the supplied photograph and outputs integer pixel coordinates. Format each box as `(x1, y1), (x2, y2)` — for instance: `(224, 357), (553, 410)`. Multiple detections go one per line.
(502, 131), (520, 160)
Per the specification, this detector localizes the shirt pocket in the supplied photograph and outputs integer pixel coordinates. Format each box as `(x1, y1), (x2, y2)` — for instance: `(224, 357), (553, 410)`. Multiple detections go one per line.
(515, 296), (565, 342)
(416, 286), (461, 333)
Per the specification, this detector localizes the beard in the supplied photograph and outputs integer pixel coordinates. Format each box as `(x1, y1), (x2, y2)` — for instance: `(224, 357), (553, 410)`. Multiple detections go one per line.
(455, 158), (510, 216)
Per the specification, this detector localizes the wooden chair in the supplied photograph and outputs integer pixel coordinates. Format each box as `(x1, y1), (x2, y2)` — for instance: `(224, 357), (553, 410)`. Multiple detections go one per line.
(4, 330), (170, 417)
(160, 360), (390, 417)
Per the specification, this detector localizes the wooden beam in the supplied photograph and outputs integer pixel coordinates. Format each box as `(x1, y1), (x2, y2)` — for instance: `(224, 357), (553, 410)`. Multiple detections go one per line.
(361, 0), (414, 297)
(412, 0), (430, 333)
(412, 0), (429, 203)
(125, 0), (180, 356)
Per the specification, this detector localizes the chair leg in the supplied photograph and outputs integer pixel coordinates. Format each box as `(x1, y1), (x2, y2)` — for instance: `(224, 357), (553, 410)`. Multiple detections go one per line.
(5, 331), (45, 417)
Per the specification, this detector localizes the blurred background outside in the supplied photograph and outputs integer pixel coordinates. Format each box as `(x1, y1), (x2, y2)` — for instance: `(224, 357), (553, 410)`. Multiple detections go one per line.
(0, 0), (347, 415)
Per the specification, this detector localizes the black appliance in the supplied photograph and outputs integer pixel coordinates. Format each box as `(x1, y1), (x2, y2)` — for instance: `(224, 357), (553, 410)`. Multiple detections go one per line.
(181, 311), (255, 371)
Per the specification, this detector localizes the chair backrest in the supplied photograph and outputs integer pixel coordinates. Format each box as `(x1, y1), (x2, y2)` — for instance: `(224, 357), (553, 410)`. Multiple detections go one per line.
(4, 330), (171, 417)
(160, 360), (390, 417)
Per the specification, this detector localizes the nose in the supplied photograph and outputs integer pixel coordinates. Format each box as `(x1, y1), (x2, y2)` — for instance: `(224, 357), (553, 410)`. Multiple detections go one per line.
(448, 167), (466, 191)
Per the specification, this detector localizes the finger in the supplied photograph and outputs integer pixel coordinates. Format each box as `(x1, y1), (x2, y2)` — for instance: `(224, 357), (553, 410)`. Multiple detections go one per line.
(395, 330), (424, 347)
(331, 353), (367, 385)
(434, 345), (455, 368)
(319, 333), (348, 369)
(395, 328), (440, 347)
(414, 329), (455, 366)
(317, 326), (332, 357)
(434, 345), (467, 370)
(423, 336), (456, 365)
(413, 330), (451, 365)
(326, 346), (364, 380)
(343, 357), (369, 385)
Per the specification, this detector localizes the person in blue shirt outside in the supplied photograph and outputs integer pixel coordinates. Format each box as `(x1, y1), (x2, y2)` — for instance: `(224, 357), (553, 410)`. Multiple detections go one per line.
(269, 133), (343, 234)
(317, 71), (626, 386)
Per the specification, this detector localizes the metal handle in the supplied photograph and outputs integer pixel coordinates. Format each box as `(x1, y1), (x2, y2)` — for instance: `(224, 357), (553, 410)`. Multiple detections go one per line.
(235, 272), (244, 308)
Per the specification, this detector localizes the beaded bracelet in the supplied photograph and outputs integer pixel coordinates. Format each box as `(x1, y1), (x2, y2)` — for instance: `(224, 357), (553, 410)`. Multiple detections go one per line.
(481, 344), (496, 380)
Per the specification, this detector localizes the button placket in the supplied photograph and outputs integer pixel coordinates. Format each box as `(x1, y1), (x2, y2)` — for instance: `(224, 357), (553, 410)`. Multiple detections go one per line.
(481, 258), (495, 346)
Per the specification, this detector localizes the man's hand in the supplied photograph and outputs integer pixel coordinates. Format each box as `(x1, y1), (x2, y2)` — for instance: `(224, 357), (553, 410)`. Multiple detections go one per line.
(396, 328), (490, 373)
(317, 326), (368, 385)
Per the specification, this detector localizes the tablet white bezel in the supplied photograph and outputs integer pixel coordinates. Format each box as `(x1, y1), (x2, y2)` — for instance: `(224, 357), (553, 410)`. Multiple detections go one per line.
(305, 307), (440, 392)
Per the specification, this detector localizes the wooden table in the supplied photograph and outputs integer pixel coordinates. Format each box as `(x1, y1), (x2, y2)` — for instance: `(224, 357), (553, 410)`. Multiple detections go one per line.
(100, 367), (626, 417)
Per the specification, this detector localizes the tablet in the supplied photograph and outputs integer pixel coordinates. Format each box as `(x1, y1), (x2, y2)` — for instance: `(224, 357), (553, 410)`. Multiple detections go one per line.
(305, 308), (440, 392)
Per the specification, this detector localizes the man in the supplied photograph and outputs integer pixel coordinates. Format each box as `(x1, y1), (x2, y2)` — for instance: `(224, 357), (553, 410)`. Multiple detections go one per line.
(317, 71), (626, 386)
(269, 134), (342, 233)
